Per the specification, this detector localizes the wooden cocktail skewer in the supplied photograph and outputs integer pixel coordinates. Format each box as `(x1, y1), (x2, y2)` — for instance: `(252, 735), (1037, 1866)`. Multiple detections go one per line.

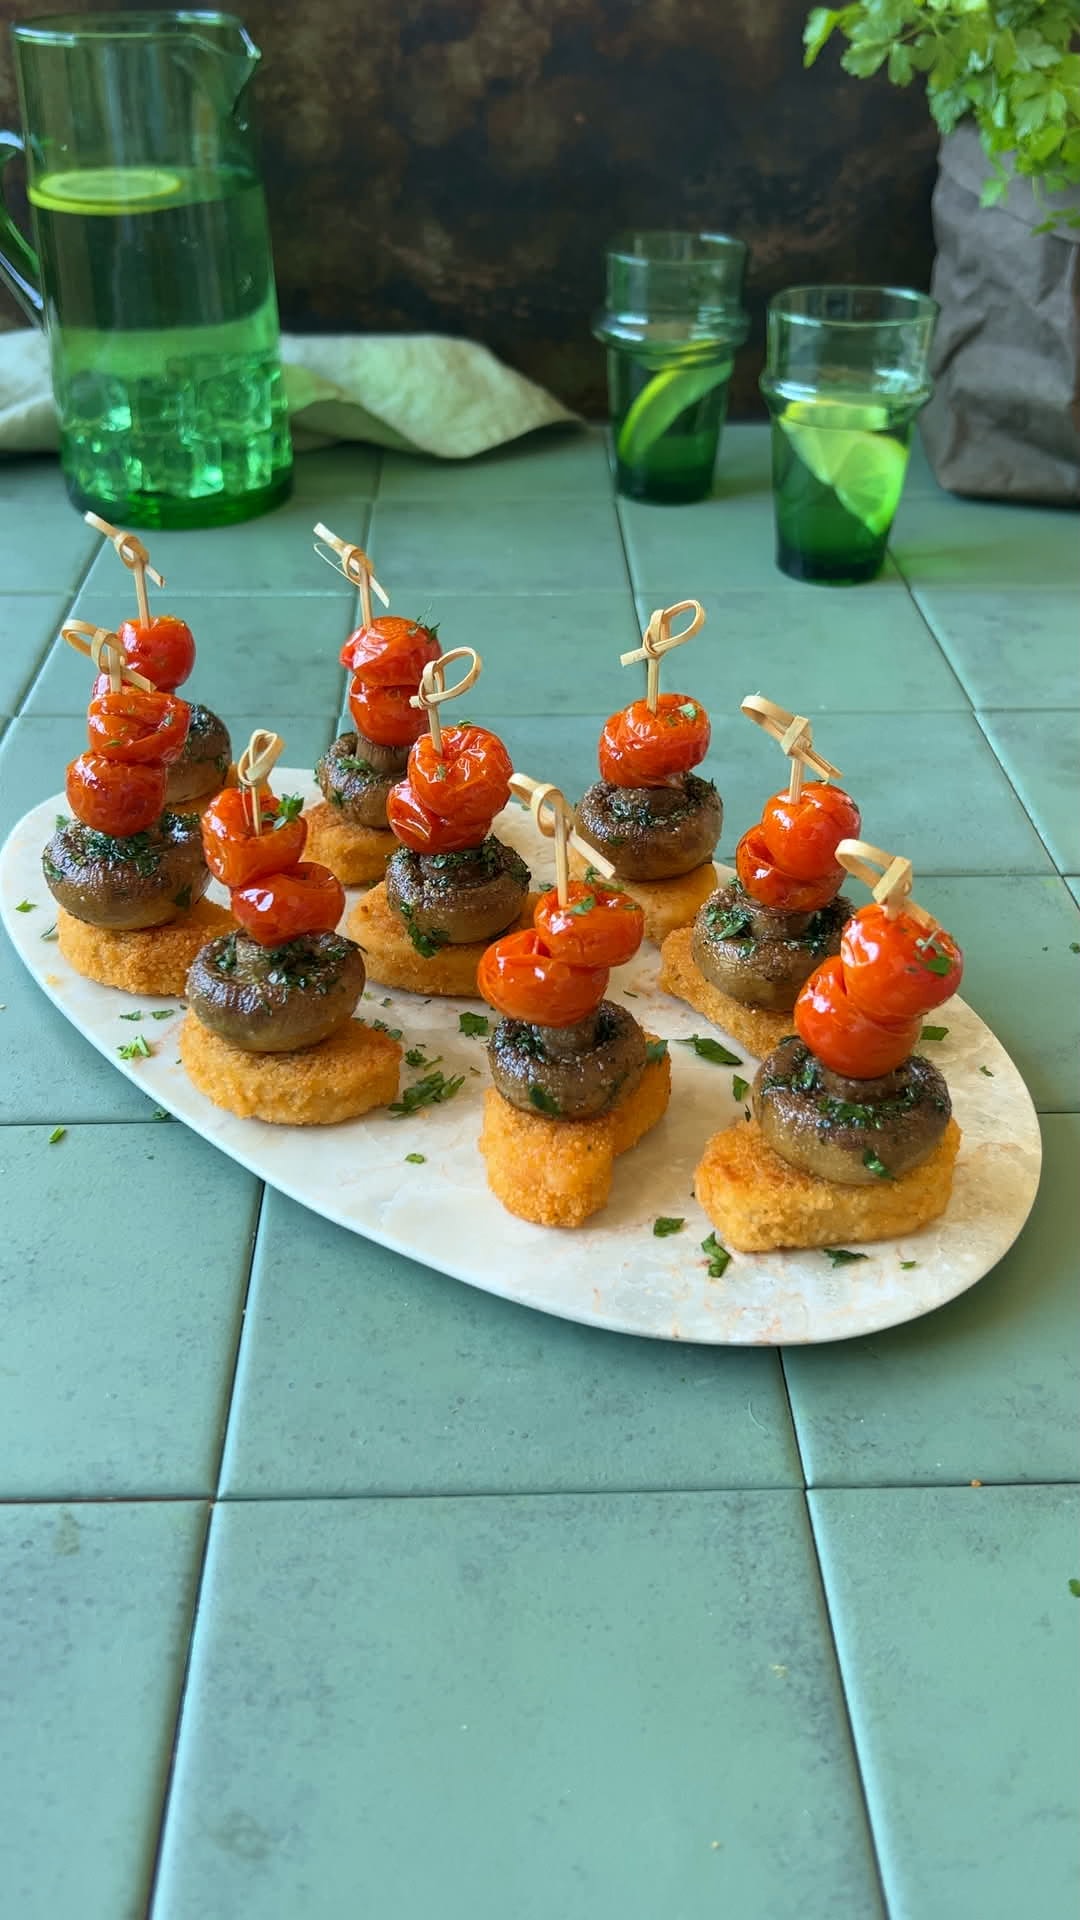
(835, 839), (937, 928)
(509, 772), (615, 906)
(740, 692), (842, 804)
(620, 599), (706, 713)
(236, 729), (285, 837)
(84, 513), (165, 629)
(409, 646), (481, 756)
(312, 523), (390, 632)
(61, 620), (155, 695)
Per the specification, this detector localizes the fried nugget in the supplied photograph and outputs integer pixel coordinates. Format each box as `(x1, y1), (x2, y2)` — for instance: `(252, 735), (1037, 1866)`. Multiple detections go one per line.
(569, 848), (716, 944)
(347, 882), (537, 998)
(694, 1113), (962, 1253)
(57, 898), (234, 998)
(479, 1047), (672, 1228)
(179, 1012), (401, 1125)
(302, 800), (396, 886)
(659, 922), (792, 1057)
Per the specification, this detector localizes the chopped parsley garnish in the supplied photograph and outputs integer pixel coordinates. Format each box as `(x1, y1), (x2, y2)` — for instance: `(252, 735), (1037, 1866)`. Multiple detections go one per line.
(568, 893), (595, 916)
(790, 1050), (819, 1094)
(41, 924), (58, 941)
(706, 901), (752, 941)
(653, 1216), (685, 1237)
(822, 1247), (868, 1267)
(1069, 1578), (1080, 1597)
(677, 701), (699, 720)
(528, 1083), (561, 1117)
(917, 940), (952, 977)
(47, 1126), (66, 1145)
(16, 900), (35, 913)
(732, 1074), (749, 1103)
(863, 1149), (893, 1180)
(405, 1152), (426, 1165)
(389, 1069), (465, 1117)
(119, 1010), (143, 1021)
(1071, 943), (1080, 955)
(701, 1232), (731, 1279)
(275, 794), (303, 825)
(405, 1046), (440, 1070)
(215, 934), (238, 973)
(676, 1034), (741, 1066)
(150, 1009), (174, 1021)
(371, 1019), (403, 1040)
(400, 902), (449, 959)
(54, 813), (69, 828)
(117, 1034), (152, 1060)
(921, 1025), (948, 1042)
(645, 1037), (669, 1064)
(900, 1260), (918, 1270)
(458, 1011), (489, 1038)
(172, 884), (193, 910)
(622, 989), (638, 999)
(980, 1065), (994, 1077)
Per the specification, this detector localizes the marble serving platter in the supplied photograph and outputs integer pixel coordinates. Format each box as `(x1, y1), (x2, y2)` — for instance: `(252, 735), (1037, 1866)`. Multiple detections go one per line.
(2, 776), (1042, 1345)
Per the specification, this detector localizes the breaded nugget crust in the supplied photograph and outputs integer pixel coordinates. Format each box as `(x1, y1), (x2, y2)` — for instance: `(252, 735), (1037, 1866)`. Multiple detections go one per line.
(694, 1114), (962, 1253)
(347, 881), (536, 998)
(303, 800), (396, 885)
(568, 848), (715, 944)
(57, 898), (234, 997)
(479, 1047), (672, 1228)
(659, 923), (793, 1057)
(179, 1012), (401, 1124)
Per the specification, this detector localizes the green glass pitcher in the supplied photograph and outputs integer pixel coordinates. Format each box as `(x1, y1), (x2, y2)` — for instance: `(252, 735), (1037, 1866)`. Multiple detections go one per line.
(0, 10), (292, 527)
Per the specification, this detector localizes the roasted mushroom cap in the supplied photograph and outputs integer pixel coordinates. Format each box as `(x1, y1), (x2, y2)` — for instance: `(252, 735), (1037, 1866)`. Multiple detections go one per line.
(489, 999), (647, 1120)
(691, 883), (850, 1011)
(386, 837), (530, 948)
(165, 703), (232, 805)
(575, 774), (721, 881)
(753, 1035), (952, 1185)
(187, 930), (365, 1054)
(42, 812), (209, 930)
(315, 730), (407, 830)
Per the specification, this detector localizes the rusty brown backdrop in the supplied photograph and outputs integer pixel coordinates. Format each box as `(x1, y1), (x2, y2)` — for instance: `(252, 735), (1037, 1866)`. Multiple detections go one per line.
(1, 0), (939, 415)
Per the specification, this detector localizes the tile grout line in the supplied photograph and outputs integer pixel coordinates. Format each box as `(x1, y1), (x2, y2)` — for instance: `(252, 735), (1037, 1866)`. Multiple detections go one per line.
(970, 708), (1069, 879)
(13, 535), (104, 720)
(885, 543), (978, 714)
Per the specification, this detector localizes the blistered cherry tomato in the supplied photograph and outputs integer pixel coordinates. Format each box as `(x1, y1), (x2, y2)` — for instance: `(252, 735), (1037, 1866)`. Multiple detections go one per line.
(231, 860), (345, 948)
(386, 779), (487, 854)
(795, 955), (920, 1079)
(408, 724), (512, 829)
(85, 688), (190, 766)
(533, 880), (644, 968)
(598, 693), (710, 788)
(65, 752), (166, 836)
(759, 783), (861, 882)
(115, 615), (196, 692)
(477, 929), (608, 1029)
(347, 677), (427, 748)
(736, 825), (843, 912)
(840, 903), (963, 1021)
(201, 787), (307, 889)
(340, 615), (440, 687)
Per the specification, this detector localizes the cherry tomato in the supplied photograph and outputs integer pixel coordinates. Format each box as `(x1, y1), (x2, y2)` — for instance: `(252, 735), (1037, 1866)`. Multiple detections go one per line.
(598, 693), (710, 788)
(386, 779), (488, 854)
(408, 724), (512, 829)
(736, 826), (843, 912)
(340, 615), (440, 687)
(85, 688), (190, 766)
(840, 903), (963, 1021)
(115, 615), (196, 692)
(231, 860), (345, 948)
(66, 752), (166, 836)
(347, 677), (427, 748)
(201, 787), (307, 889)
(533, 880), (644, 968)
(759, 783), (861, 882)
(795, 956), (920, 1079)
(477, 929), (608, 1029)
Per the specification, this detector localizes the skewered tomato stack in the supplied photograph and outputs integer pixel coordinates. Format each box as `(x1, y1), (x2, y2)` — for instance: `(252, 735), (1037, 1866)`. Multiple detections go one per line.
(736, 779), (862, 914)
(201, 786), (344, 947)
(387, 720), (514, 854)
(342, 615), (442, 753)
(67, 681), (191, 836)
(95, 605), (232, 811)
(795, 898), (963, 1078)
(478, 878), (644, 1029)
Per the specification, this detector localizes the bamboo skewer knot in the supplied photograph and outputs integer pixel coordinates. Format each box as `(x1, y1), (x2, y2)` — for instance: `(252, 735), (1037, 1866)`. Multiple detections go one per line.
(61, 620), (155, 695)
(835, 839), (937, 928)
(237, 729), (285, 836)
(409, 647), (481, 755)
(741, 692), (841, 803)
(509, 772), (615, 905)
(620, 599), (706, 713)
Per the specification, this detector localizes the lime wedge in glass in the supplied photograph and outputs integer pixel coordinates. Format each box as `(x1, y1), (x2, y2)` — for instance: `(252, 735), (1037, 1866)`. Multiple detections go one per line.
(30, 167), (185, 216)
(779, 397), (908, 536)
(616, 359), (733, 465)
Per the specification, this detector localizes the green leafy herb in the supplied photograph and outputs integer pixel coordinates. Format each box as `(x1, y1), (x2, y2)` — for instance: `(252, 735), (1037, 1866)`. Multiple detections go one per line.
(150, 1009), (174, 1021)
(677, 1034), (741, 1066)
(119, 1010), (143, 1022)
(790, 1049), (819, 1095)
(863, 1148), (893, 1180)
(459, 1011), (490, 1038)
(645, 1037), (669, 1064)
(678, 700), (699, 720)
(917, 938), (953, 977)
(172, 884), (193, 911)
(215, 934), (238, 974)
(706, 901), (753, 941)
(15, 900), (35, 913)
(54, 813), (69, 828)
(275, 794), (303, 825)
(921, 1025), (948, 1042)
(622, 989), (638, 999)
(1070, 942), (1080, 954)
(400, 902), (449, 959)
(151, 1108), (173, 1121)
(528, 1083), (561, 1117)
(653, 1215), (685, 1237)
(405, 1046), (441, 1070)
(382, 997), (392, 1006)
(389, 1069), (465, 1117)
(405, 1152), (426, 1165)
(980, 1065), (995, 1078)
(900, 1260), (918, 1270)
(336, 754), (376, 778)
(41, 924), (58, 941)
(701, 1231), (731, 1279)
(117, 1034), (152, 1060)
(371, 1019), (404, 1040)
(47, 1126), (66, 1145)
(732, 1074), (749, 1103)
(568, 892), (595, 916)
(1069, 1578), (1080, 1598)
(823, 1247), (868, 1267)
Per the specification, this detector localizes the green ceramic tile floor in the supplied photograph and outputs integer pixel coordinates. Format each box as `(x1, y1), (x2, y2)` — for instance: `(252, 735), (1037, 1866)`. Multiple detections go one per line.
(0, 428), (1077, 1920)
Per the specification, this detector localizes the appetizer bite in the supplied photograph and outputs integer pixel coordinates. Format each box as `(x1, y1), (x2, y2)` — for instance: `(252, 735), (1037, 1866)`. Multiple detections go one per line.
(572, 599), (721, 942)
(695, 841), (963, 1252)
(42, 624), (230, 995)
(478, 777), (670, 1228)
(305, 525), (441, 884)
(85, 514), (233, 810)
(347, 647), (533, 997)
(180, 729), (400, 1125)
(661, 694), (859, 1056)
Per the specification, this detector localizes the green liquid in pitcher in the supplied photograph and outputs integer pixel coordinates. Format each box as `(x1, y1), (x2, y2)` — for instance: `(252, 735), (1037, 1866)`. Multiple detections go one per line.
(609, 346), (733, 505)
(770, 396), (912, 585)
(29, 164), (292, 527)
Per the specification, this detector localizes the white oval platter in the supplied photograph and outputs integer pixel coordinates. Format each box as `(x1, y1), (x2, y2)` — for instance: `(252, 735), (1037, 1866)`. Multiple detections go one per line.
(2, 776), (1041, 1345)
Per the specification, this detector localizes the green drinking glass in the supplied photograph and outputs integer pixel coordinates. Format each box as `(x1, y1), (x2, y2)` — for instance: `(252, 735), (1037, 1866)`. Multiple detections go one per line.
(595, 230), (750, 505)
(761, 285), (937, 584)
(0, 10), (293, 529)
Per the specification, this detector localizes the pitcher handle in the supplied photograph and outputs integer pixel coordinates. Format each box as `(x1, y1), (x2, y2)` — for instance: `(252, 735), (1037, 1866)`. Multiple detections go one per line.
(0, 132), (44, 324)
